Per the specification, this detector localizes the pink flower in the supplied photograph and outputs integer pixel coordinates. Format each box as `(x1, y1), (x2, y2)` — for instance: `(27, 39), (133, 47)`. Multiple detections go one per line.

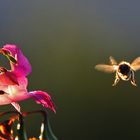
(0, 45), (56, 113)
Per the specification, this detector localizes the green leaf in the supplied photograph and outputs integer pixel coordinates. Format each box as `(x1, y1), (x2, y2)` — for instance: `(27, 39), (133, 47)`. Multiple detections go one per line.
(46, 118), (58, 140)
(42, 111), (58, 140)
(25, 110), (58, 140)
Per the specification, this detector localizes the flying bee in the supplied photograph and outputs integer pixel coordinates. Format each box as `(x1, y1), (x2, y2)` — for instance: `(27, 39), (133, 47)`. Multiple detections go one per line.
(95, 56), (140, 86)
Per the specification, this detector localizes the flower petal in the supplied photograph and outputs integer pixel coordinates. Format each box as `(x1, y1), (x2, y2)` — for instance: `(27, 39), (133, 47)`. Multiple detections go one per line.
(3, 44), (32, 77)
(29, 91), (56, 113)
(11, 102), (21, 113)
(0, 93), (13, 105)
(0, 71), (18, 86)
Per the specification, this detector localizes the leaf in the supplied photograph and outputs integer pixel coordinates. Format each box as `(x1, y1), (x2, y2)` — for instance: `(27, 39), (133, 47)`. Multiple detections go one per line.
(42, 111), (58, 140)
(24, 110), (58, 140)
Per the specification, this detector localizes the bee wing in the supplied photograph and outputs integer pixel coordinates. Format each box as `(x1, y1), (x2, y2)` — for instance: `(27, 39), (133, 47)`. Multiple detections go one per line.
(95, 64), (116, 73)
(131, 57), (140, 71)
(109, 56), (117, 65)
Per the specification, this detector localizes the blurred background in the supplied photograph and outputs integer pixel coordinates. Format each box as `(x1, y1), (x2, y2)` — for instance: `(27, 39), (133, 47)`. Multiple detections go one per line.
(0, 0), (140, 139)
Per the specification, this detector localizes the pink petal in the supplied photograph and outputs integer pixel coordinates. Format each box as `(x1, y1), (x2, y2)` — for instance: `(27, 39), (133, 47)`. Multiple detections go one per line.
(29, 91), (56, 113)
(16, 76), (28, 88)
(3, 44), (32, 77)
(11, 102), (21, 113)
(0, 71), (18, 85)
(0, 93), (13, 105)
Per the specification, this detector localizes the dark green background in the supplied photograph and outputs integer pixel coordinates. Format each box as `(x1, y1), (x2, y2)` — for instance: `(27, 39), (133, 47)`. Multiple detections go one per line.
(0, 1), (140, 139)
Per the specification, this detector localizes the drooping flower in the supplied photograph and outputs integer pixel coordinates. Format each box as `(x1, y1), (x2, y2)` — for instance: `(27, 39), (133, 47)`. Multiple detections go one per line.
(0, 44), (55, 113)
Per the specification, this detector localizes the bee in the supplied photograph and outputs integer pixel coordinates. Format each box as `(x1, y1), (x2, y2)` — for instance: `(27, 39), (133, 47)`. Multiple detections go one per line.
(95, 56), (140, 86)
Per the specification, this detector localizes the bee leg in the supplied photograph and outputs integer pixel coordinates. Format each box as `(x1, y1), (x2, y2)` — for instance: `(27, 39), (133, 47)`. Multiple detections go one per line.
(130, 70), (137, 86)
(112, 74), (120, 86)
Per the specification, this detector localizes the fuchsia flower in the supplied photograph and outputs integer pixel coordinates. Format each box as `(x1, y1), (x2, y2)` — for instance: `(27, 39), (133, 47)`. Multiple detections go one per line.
(0, 45), (55, 113)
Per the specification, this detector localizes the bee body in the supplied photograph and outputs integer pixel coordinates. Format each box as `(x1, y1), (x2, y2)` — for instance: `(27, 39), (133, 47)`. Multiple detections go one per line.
(117, 62), (131, 81)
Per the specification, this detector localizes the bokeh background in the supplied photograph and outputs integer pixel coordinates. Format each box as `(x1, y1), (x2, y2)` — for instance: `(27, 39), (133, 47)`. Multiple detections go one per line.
(0, 0), (140, 140)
